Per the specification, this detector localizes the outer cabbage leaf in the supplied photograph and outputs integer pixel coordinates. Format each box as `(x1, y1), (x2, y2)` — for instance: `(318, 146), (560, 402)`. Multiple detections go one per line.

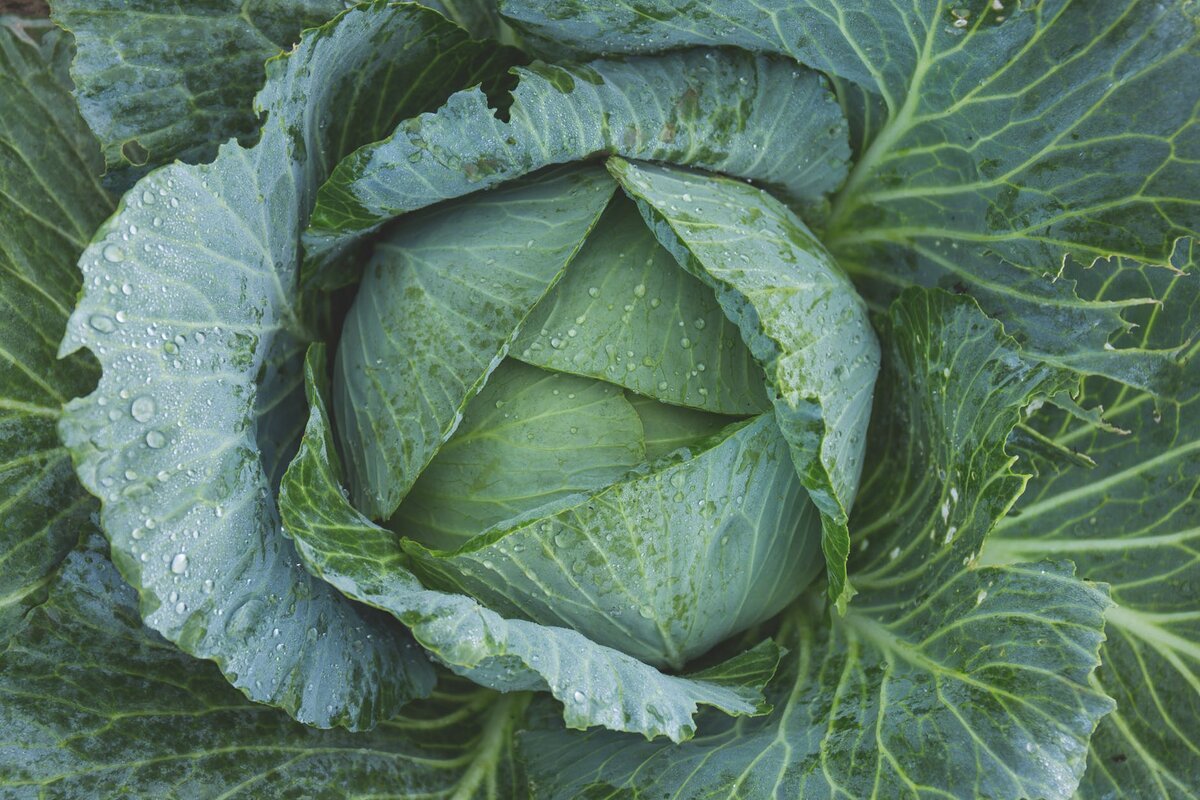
(334, 165), (616, 519)
(303, 48), (850, 285)
(0, 19), (109, 637)
(280, 345), (782, 743)
(0, 538), (533, 799)
(499, 0), (1200, 398)
(55, 2), (519, 729)
(984, 242), (1200, 798)
(520, 289), (1114, 800)
(609, 158), (878, 611)
(51, 0), (346, 170)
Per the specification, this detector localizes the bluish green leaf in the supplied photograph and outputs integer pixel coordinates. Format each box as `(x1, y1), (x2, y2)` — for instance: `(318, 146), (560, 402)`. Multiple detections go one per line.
(609, 158), (879, 611)
(280, 345), (778, 743)
(500, 0), (1200, 397)
(984, 243), (1200, 798)
(513, 193), (771, 415)
(0, 538), (533, 799)
(303, 48), (849, 284)
(55, 1), (519, 729)
(0, 19), (108, 638)
(334, 165), (616, 519)
(520, 289), (1113, 800)
(390, 359), (647, 551)
(404, 411), (822, 670)
(51, 0), (347, 170)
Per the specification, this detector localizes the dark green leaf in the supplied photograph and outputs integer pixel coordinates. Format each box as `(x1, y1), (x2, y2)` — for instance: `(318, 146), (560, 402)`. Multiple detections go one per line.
(626, 393), (740, 462)
(422, 0), (519, 43)
(0, 538), (532, 799)
(51, 0), (346, 170)
(0, 19), (108, 637)
(984, 243), (1200, 798)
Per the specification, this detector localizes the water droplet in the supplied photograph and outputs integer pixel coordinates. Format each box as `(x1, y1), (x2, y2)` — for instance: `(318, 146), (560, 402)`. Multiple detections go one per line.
(102, 243), (125, 263)
(121, 283), (133, 296)
(587, 286), (600, 298)
(202, 579), (214, 593)
(130, 396), (156, 423)
(679, 337), (692, 349)
(145, 430), (167, 449)
(89, 314), (116, 333)
(170, 553), (188, 574)
(572, 690), (586, 703)
(142, 190), (156, 204)
(175, 601), (187, 614)
(633, 283), (646, 298)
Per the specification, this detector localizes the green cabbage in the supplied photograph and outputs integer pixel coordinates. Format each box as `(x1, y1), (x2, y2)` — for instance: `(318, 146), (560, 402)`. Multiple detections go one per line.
(1, 1), (1197, 796)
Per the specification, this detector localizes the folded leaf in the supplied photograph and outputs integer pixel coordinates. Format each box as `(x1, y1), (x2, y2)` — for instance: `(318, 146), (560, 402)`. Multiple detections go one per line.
(514, 193), (771, 415)
(610, 158), (879, 611)
(501, 0), (1200, 397)
(281, 345), (779, 743)
(520, 288), (1113, 800)
(334, 165), (616, 519)
(303, 48), (849, 284)
(391, 359), (648, 550)
(55, 1), (519, 729)
(404, 410), (821, 669)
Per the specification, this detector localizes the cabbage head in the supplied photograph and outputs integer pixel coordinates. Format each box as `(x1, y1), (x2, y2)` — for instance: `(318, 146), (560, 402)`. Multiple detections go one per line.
(1, 2), (1197, 798)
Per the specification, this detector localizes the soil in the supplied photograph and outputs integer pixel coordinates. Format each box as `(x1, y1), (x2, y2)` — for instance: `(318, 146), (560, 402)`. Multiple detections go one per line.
(0, 0), (50, 17)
